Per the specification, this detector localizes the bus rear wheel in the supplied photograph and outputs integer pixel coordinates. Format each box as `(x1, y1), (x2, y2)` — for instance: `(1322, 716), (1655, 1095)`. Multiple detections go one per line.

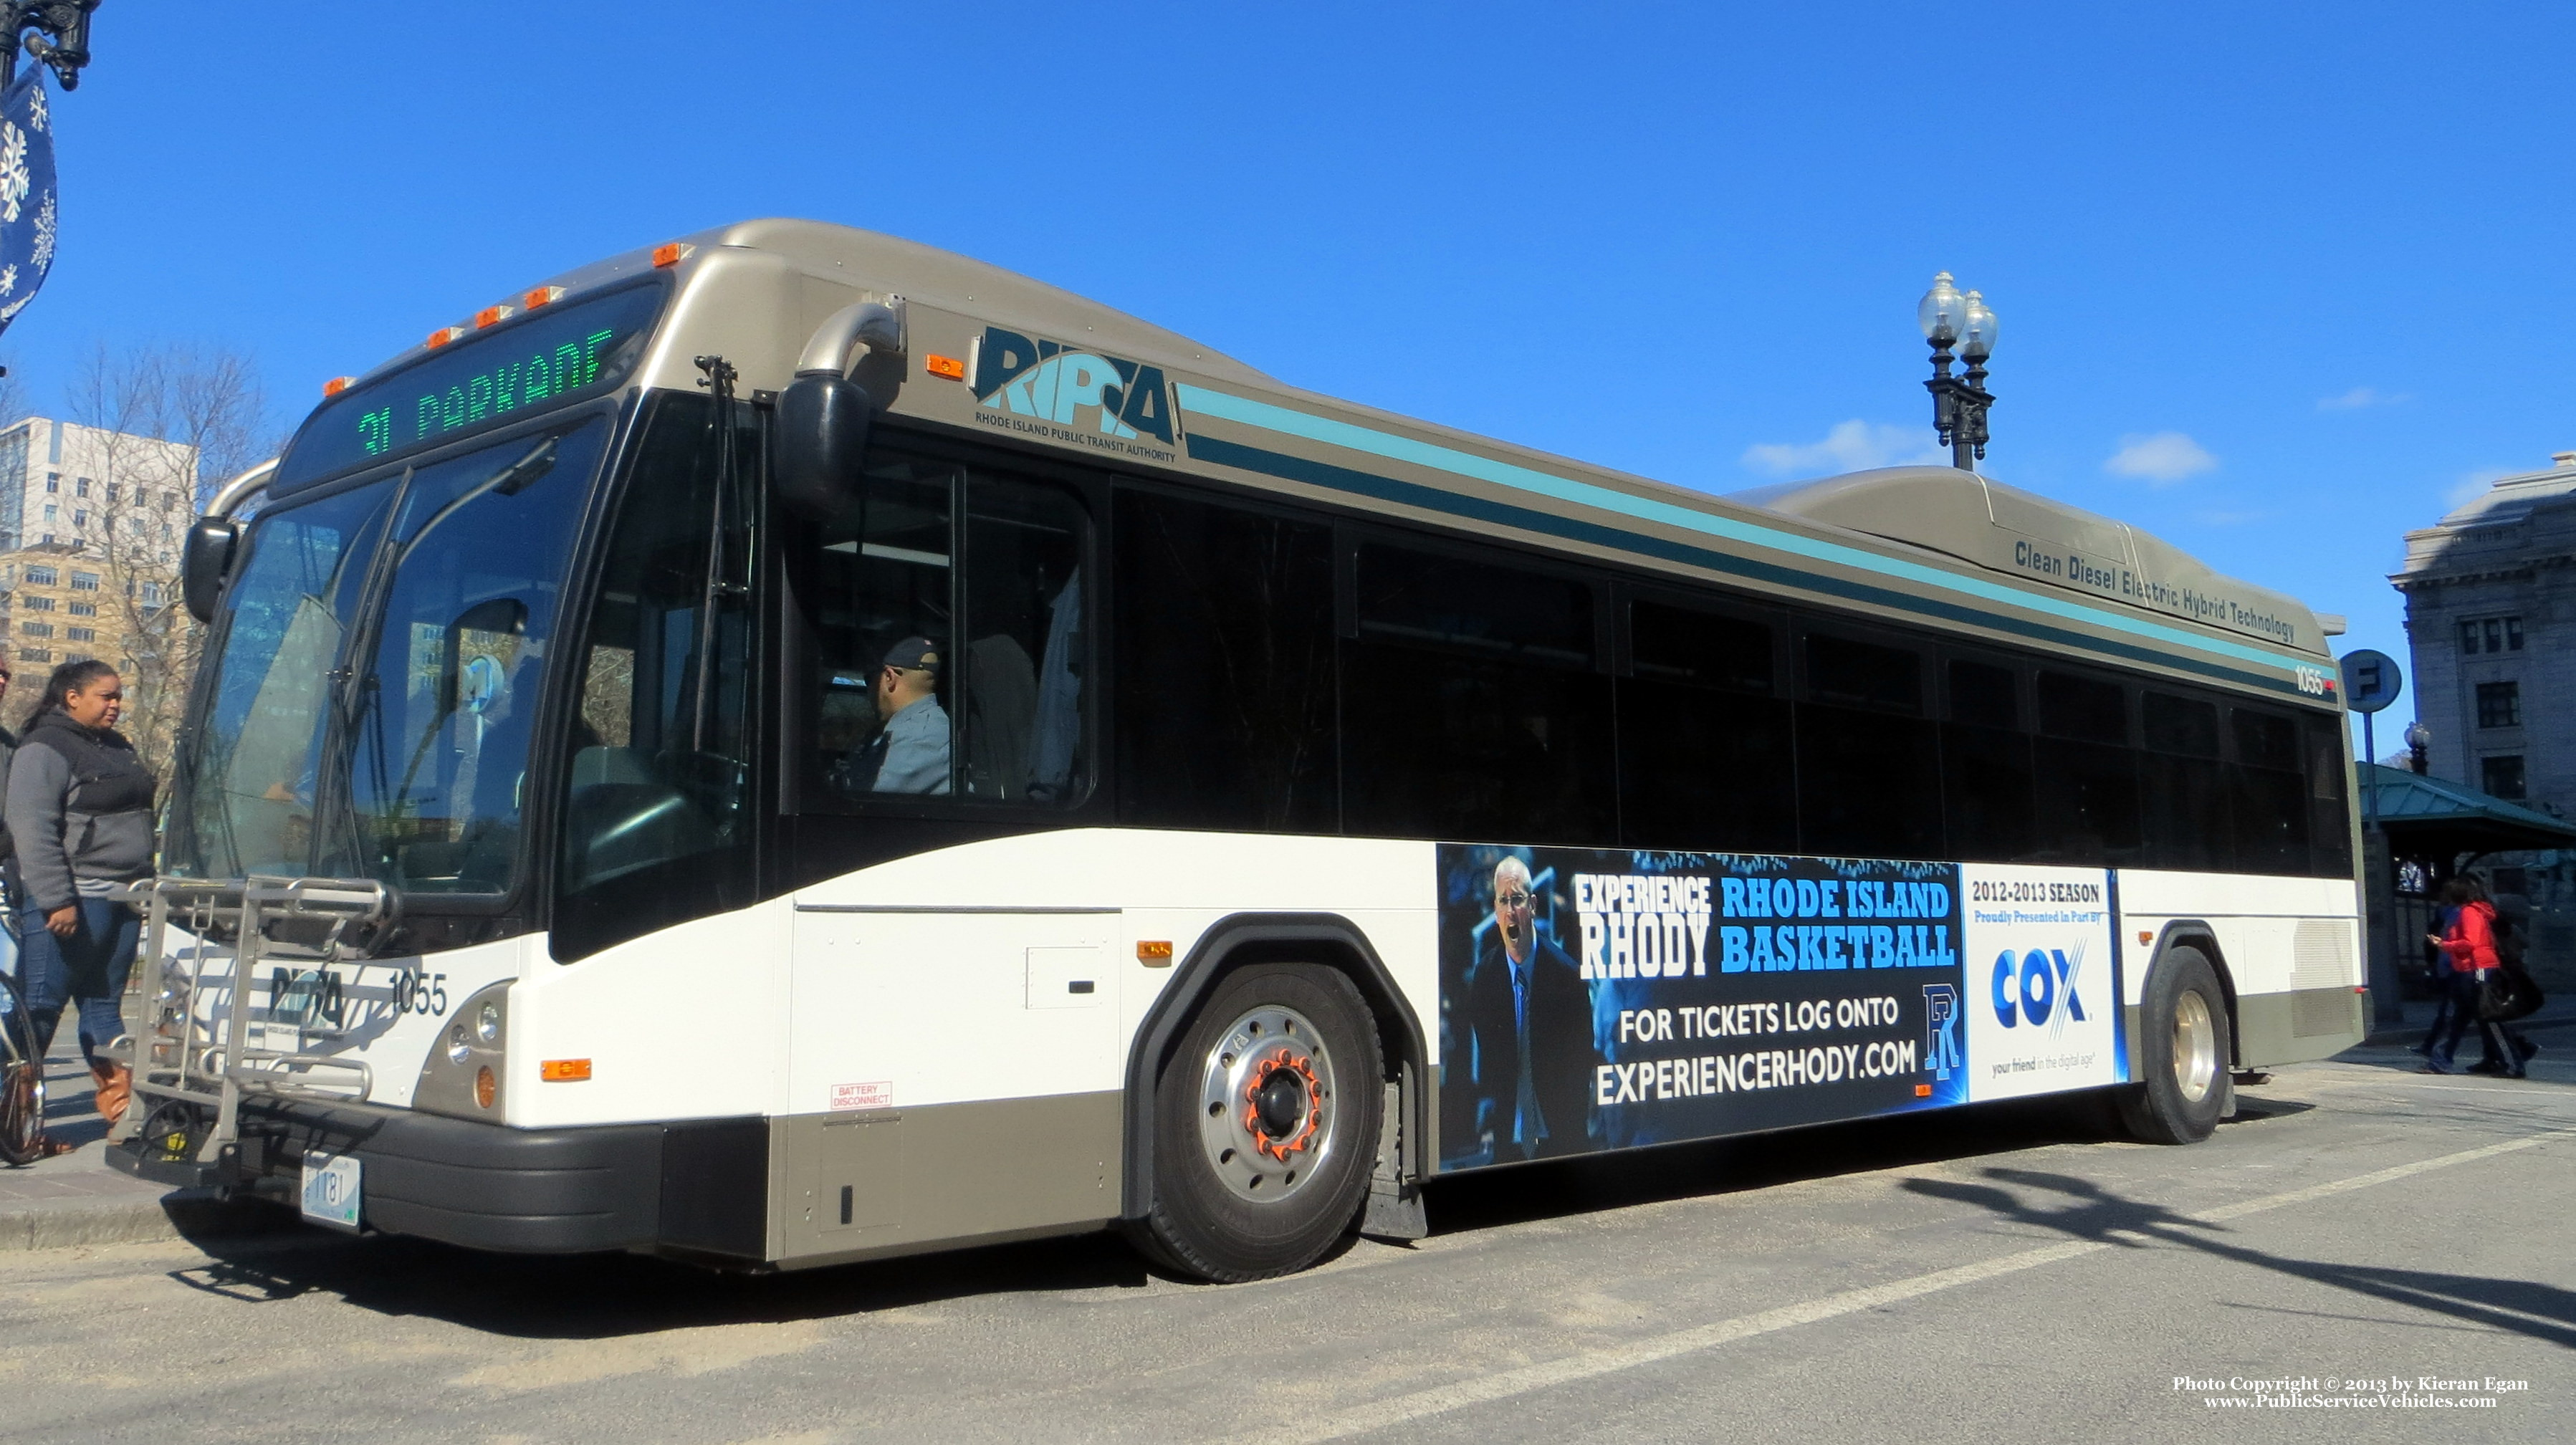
(1135, 964), (1382, 1282)
(2116, 946), (2231, 1145)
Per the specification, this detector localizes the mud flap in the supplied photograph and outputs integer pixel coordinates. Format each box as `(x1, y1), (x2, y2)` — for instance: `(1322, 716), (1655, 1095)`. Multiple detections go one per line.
(1357, 1079), (1427, 1242)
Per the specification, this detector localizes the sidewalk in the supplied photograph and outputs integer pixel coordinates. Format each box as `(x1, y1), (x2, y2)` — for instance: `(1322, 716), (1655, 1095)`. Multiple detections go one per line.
(0, 994), (277, 1251)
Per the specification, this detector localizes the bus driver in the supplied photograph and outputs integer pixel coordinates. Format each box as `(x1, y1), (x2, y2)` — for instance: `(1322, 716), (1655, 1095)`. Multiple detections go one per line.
(864, 636), (952, 795)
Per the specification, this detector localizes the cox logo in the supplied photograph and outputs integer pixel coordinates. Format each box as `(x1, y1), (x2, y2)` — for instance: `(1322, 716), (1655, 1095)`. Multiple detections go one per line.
(1991, 947), (2087, 1034)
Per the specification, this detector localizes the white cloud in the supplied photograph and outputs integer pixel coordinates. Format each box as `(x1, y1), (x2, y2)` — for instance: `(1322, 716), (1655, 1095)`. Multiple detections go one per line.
(2447, 468), (2510, 508)
(2104, 431), (2217, 485)
(2317, 385), (2412, 412)
(1741, 419), (1945, 478)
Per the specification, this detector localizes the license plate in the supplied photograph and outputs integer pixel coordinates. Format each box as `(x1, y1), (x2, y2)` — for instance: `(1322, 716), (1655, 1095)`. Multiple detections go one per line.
(300, 1151), (362, 1231)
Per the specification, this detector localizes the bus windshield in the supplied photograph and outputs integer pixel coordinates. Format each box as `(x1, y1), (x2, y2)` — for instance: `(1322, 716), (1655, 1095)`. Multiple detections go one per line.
(169, 416), (609, 895)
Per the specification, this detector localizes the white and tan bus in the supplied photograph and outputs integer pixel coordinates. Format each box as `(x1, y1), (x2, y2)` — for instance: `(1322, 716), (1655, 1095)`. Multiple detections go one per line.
(110, 220), (2362, 1281)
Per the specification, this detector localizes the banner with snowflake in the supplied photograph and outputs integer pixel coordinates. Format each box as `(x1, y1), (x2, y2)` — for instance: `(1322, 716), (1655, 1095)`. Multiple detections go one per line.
(0, 67), (57, 334)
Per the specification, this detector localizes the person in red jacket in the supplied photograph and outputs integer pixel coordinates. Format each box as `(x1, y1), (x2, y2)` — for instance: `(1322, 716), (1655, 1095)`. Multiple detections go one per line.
(2425, 877), (2521, 1077)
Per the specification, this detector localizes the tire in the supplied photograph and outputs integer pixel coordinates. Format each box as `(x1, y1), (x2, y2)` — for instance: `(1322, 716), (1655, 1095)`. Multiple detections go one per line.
(0, 977), (45, 1167)
(2116, 946), (2231, 1145)
(1132, 964), (1384, 1282)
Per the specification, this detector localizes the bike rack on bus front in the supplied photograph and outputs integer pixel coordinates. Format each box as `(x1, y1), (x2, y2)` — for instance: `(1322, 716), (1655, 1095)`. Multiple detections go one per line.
(107, 875), (396, 1169)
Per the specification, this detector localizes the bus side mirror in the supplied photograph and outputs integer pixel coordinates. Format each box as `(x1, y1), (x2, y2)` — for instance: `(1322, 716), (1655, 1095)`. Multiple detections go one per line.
(773, 371), (873, 519)
(181, 516), (239, 623)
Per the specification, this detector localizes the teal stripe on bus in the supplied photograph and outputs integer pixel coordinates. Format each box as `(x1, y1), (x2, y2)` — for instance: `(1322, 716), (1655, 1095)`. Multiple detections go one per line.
(1179, 431), (2304, 699)
(1172, 383), (2312, 679)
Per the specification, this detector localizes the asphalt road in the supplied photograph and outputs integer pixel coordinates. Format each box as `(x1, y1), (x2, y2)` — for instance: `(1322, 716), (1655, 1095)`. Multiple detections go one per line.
(4, 1045), (2569, 1444)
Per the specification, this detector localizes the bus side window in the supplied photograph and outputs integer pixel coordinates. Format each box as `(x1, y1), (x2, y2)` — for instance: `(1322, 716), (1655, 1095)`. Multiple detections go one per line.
(959, 473), (1091, 805)
(797, 459), (1091, 810)
(1796, 628), (1941, 860)
(1113, 487), (1336, 831)
(1940, 657), (2036, 863)
(2305, 714), (2353, 878)
(2231, 706), (2311, 875)
(2141, 690), (2231, 872)
(1342, 543), (1612, 845)
(1619, 598), (1794, 853)
(2032, 669), (2140, 865)
(805, 457), (959, 803)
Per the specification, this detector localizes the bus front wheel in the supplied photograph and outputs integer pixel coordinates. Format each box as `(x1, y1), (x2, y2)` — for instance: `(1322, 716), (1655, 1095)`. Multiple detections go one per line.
(2116, 946), (2231, 1145)
(1134, 963), (1384, 1282)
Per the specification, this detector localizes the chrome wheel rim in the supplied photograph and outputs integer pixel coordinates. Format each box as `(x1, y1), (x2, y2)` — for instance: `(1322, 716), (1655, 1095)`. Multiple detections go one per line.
(1196, 1003), (1342, 1203)
(2172, 990), (2218, 1105)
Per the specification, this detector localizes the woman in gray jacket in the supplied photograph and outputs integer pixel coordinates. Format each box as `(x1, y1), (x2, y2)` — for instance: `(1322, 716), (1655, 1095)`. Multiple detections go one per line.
(5, 660), (154, 1132)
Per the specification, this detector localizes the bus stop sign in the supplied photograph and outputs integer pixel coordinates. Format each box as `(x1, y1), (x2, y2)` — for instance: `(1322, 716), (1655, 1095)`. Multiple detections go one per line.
(2340, 649), (2403, 714)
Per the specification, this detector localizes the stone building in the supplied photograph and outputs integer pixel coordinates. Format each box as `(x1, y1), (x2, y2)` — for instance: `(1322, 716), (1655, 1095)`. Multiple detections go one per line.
(2393, 451), (2576, 965)
(2393, 451), (2576, 815)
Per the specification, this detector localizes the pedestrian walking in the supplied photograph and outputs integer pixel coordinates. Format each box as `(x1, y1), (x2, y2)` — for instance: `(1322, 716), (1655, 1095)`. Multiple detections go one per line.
(3, 661), (155, 1143)
(2423, 875), (2520, 1077)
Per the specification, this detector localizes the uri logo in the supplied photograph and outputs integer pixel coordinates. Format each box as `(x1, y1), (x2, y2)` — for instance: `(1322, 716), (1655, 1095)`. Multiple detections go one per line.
(972, 327), (1173, 444)
(1923, 984), (1961, 1081)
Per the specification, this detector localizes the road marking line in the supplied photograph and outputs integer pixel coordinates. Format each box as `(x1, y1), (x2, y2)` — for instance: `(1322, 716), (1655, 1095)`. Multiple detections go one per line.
(1311, 1128), (2576, 1440)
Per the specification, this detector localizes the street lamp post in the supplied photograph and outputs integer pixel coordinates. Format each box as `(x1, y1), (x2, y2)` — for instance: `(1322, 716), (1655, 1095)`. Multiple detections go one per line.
(0, 1), (98, 90)
(1917, 272), (1998, 471)
(2405, 720), (2431, 776)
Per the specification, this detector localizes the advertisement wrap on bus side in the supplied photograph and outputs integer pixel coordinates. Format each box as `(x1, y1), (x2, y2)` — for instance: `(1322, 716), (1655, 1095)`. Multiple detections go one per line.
(1434, 846), (2124, 1173)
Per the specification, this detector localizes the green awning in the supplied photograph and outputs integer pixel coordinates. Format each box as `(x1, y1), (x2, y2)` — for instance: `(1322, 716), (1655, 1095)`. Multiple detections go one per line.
(2359, 763), (2576, 853)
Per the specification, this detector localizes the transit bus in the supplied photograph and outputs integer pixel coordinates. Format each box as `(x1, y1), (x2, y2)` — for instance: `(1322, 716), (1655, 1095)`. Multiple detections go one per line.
(109, 221), (2363, 1281)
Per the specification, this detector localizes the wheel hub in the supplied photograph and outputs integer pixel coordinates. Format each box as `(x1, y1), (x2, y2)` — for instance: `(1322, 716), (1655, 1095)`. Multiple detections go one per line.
(2172, 989), (2217, 1105)
(1197, 1004), (1341, 1202)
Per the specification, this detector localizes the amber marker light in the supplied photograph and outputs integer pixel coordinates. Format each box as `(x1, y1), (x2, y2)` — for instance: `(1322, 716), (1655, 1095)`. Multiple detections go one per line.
(1915, 1084), (1934, 1097)
(426, 325), (466, 349)
(474, 1066), (497, 1108)
(523, 284), (564, 309)
(925, 354), (967, 380)
(322, 376), (355, 397)
(541, 1059), (593, 1082)
(474, 304), (512, 329)
(1137, 941), (1174, 966)
(651, 241), (688, 267)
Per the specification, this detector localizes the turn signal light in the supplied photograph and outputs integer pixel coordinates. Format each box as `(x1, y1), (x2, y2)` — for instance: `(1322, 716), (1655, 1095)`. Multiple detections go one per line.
(925, 354), (967, 380)
(1915, 1083), (1933, 1097)
(540, 1058), (593, 1082)
(523, 284), (564, 309)
(651, 241), (688, 267)
(473, 1065), (497, 1108)
(426, 325), (466, 349)
(2137, 931), (2153, 945)
(1137, 940), (1174, 966)
(322, 376), (355, 397)
(473, 304), (512, 329)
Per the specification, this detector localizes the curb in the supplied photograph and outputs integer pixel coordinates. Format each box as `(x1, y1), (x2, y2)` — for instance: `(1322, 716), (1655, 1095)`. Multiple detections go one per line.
(0, 1189), (295, 1253)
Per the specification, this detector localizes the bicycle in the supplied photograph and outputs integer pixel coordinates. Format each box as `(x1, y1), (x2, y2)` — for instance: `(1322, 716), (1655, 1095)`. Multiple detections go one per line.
(0, 967), (45, 1166)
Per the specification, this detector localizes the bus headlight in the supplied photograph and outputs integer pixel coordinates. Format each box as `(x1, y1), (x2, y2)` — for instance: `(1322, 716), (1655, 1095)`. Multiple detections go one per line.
(413, 981), (510, 1121)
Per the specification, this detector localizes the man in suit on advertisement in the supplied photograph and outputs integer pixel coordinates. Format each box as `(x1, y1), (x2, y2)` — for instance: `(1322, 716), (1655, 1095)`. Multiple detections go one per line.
(1461, 855), (1600, 1161)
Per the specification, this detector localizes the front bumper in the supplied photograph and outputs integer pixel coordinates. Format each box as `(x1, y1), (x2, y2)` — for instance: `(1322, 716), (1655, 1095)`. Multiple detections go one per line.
(107, 1098), (767, 1259)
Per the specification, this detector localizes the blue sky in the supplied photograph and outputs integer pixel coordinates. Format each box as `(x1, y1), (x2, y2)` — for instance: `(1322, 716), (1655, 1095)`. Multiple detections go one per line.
(9, 3), (2570, 751)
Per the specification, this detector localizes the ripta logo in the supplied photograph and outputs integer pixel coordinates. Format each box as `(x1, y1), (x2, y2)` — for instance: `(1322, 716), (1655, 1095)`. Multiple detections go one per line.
(970, 327), (1174, 444)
